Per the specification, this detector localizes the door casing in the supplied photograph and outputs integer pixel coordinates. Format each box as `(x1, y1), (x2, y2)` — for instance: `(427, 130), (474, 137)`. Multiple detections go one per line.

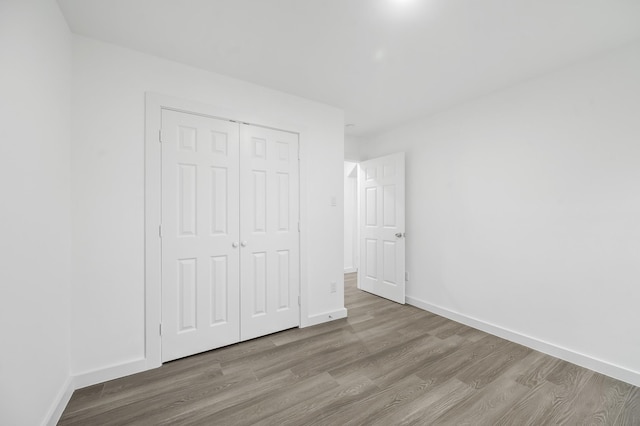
(144, 93), (308, 368)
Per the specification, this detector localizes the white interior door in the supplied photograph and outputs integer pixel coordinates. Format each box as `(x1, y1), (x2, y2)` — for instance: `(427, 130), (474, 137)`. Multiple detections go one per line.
(358, 152), (406, 304)
(161, 109), (241, 362)
(239, 124), (300, 340)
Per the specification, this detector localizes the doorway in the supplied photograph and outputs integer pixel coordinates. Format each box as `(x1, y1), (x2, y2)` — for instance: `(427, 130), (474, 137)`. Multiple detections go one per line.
(343, 154), (407, 304)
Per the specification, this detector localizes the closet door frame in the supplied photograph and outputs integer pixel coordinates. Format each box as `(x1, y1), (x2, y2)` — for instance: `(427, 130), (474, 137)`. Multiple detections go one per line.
(144, 92), (307, 369)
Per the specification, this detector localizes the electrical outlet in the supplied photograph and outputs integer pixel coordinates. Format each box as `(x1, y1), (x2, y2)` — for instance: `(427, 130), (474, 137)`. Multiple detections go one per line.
(330, 282), (337, 293)
(405, 271), (409, 282)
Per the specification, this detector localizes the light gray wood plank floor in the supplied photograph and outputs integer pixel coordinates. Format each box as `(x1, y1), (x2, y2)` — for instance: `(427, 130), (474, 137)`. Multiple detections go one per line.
(59, 273), (640, 425)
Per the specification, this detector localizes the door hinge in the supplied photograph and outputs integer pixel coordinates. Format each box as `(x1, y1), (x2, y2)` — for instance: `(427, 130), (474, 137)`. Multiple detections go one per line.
(159, 224), (163, 238)
(298, 221), (301, 232)
(159, 323), (162, 335)
(298, 295), (301, 306)
(158, 129), (162, 143)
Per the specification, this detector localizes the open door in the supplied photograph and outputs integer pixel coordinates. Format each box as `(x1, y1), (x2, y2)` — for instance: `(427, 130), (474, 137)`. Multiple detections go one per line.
(358, 152), (405, 304)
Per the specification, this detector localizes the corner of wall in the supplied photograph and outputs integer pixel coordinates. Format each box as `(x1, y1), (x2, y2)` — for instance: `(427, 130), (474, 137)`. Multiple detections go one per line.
(45, 377), (75, 426)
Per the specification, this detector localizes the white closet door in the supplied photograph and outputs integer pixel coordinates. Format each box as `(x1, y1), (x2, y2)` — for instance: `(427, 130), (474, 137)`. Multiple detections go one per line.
(358, 152), (406, 304)
(239, 124), (300, 340)
(161, 109), (240, 362)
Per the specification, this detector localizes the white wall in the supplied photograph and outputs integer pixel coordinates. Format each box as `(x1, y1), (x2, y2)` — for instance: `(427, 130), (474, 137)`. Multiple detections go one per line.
(359, 41), (640, 385)
(345, 135), (363, 161)
(0, 1), (72, 424)
(344, 162), (358, 272)
(70, 36), (345, 377)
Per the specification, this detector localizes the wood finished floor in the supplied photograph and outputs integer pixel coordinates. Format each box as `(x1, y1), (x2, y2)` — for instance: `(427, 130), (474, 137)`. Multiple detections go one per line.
(60, 273), (640, 425)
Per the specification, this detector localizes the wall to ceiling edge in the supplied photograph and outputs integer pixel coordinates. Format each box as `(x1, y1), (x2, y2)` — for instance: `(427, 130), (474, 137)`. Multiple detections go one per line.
(70, 36), (345, 381)
(359, 40), (640, 386)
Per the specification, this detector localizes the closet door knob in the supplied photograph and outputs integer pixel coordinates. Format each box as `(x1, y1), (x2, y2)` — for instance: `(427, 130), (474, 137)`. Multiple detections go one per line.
(241, 241), (247, 247)
(232, 242), (239, 248)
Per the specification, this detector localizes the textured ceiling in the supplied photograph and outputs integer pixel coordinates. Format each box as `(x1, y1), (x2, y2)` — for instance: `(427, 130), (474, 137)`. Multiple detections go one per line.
(58, 0), (640, 137)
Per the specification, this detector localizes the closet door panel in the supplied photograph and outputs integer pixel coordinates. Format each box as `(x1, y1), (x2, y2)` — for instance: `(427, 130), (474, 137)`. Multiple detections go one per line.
(161, 109), (241, 362)
(239, 124), (300, 340)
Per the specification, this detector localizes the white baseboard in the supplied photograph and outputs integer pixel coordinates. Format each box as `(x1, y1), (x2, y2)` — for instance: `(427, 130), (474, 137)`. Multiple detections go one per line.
(73, 357), (151, 389)
(45, 308), (360, 425)
(45, 376), (75, 426)
(302, 307), (348, 328)
(406, 295), (640, 388)
(41, 308), (351, 424)
(344, 267), (357, 274)
(44, 358), (153, 425)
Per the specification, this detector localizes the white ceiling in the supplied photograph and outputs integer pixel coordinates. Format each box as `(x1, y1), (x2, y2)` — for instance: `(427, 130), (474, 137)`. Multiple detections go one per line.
(57, 0), (640, 137)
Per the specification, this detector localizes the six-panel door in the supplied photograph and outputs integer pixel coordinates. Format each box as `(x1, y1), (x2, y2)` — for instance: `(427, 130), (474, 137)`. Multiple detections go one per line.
(239, 124), (300, 341)
(161, 109), (300, 362)
(161, 109), (242, 362)
(358, 152), (406, 304)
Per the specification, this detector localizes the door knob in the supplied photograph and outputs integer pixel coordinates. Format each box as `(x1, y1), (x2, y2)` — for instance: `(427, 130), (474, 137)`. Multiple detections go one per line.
(232, 242), (239, 248)
(241, 241), (247, 247)
(395, 232), (405, 238)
